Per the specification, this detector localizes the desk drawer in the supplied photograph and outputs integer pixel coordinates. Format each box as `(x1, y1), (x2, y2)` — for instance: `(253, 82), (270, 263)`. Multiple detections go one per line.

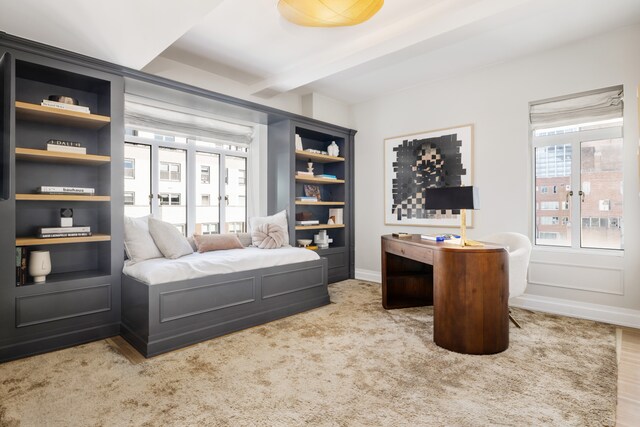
(385, 240), (433, 264)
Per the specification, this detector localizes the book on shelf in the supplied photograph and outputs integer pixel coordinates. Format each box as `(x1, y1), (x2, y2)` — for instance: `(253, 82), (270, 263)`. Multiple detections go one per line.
(296, 171), (314, 176)
(37, 226), (91, 234)
(46, 144), (87, 154)
(314, 174), (337, 179)
(296, 196), (318, 202)
(38, 232), (92, 239)
(295, 220), (320, 226)
(47, 139), (83, 148)
(15, 247), (28, 286)
(41, 99), (90, 114)
(36, 186), (95, 194)
(421, 233), (460, 242)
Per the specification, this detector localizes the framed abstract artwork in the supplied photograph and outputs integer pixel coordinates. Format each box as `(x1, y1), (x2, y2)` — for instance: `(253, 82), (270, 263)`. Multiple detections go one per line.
(384, 124), (474, 227)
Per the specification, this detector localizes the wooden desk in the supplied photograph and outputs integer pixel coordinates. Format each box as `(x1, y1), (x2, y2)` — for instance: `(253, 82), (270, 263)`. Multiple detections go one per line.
(381, 235), (509, 355)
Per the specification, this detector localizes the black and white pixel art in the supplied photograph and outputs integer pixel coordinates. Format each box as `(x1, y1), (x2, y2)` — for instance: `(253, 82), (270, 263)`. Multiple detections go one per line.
(384, 125), (473, 226)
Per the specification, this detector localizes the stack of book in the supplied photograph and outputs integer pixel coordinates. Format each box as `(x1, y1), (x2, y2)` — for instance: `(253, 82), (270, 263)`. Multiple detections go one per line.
(315, 174), (337, 180)
(296, 196), (318, 202)
(36, 186), (95, 195)
(296, 171), (314, 177)
(295, 220), (320, 226)
(41, 99), (90, 114)
(46, 139), (87, 155)
(37, 225), (92, 239)
(421, 233), (460, 242)
(15, 247), (28, 286)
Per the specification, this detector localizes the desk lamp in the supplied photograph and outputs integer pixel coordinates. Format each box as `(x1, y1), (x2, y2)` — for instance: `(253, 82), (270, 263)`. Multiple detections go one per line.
(423, 186), (482, 247)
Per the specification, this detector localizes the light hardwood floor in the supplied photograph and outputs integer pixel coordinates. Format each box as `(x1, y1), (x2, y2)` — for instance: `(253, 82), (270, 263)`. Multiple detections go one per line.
(616, 327), (640, 426)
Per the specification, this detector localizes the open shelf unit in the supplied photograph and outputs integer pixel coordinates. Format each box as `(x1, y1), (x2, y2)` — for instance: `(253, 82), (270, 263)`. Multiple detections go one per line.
(0, 49), (124, 362)
(269, 120), (355, 283)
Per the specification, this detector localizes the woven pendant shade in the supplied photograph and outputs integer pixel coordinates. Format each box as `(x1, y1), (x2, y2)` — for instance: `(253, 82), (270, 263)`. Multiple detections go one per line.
(278, 0), (384, 27)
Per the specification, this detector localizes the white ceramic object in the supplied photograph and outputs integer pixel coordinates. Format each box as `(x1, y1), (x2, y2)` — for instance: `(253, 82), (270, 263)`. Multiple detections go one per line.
(328, 141), (339, 157)
(297, 239), (312, 247)
(29, 250), (52, 283)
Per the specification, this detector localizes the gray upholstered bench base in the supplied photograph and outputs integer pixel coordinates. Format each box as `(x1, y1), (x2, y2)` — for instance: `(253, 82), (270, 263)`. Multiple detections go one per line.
(120, 258), (329, 357)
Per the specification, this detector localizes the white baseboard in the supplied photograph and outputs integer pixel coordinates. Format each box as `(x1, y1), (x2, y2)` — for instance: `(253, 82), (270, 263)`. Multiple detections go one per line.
(511, 294), (640, 329)
(354, 268), (381, 284)
(353, 268), (640, 329)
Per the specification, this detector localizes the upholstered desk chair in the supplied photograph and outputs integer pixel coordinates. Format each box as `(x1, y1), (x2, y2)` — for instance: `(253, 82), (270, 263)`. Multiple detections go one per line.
(481, 232), (532, 328)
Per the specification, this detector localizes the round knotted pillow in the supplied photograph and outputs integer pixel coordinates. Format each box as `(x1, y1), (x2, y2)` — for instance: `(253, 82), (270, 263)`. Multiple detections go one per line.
(252, 223), (286, 249)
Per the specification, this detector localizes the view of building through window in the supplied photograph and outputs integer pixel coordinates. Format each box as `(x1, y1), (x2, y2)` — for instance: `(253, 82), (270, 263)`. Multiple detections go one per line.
(534, 122), (623, 250)
(124, 129), (249, 235)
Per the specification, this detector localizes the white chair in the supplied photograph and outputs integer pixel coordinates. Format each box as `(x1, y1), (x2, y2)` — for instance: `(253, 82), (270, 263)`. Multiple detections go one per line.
(481, 232), (532, 328)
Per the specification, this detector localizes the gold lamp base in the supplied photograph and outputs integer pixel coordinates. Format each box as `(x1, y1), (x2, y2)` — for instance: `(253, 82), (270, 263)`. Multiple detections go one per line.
(459, 209), (484, 247)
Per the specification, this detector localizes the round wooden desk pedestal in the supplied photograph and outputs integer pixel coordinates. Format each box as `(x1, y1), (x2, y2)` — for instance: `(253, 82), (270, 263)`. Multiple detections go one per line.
(433, 249), (509, 355)
(381, 235), (509, 355)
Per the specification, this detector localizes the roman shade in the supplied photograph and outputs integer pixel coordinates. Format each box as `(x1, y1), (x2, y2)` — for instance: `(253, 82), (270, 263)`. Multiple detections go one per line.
(125, 94), (254, 145)
(529, 86), (623, 131)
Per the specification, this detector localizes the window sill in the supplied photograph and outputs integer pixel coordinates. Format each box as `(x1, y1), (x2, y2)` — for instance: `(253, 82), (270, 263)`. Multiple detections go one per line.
(532, 245), (624, 257)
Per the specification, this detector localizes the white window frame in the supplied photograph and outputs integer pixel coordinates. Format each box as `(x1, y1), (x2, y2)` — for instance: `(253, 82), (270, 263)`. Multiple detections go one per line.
(125, 131), (250, 236)
(532, 125), (623, 251)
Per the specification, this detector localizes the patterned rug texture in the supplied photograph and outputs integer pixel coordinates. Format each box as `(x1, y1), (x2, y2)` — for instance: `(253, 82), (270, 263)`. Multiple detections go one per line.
(0, 280), (617, 426)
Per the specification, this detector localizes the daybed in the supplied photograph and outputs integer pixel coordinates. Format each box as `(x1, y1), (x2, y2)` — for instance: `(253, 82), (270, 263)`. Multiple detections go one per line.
(121, 244), (329, 357)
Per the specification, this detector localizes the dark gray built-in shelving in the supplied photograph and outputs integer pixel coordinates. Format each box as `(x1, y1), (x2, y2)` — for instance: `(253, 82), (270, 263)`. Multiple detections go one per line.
(0, 48), (124, 362)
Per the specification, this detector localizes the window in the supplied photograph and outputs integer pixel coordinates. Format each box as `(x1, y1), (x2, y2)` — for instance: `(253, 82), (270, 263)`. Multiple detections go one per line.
(531, 86), (623, 250)
(124, 123), (250, 237)
(160, 162), (181, 181)
(201, 165), (210, 184)
(159, 193), (181, 206)
(124, 191), (135, 205)
(124, 158), (135, 179)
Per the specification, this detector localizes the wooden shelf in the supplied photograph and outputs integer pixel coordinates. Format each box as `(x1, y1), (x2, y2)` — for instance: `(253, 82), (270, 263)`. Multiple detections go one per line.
(295, 150), (344, 163)
(295, 224), (345, 230)
(295, 201), (345, 206)
(15, 148), (110, 165)
(15, 101), (111, 129)
(295, 176), (345, 184)
(16, 194), (110, 202)
(16, 234), (111, 246)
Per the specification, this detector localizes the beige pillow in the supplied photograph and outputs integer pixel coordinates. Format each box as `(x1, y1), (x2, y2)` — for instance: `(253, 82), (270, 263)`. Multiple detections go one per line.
(148, 218), (193, 259)
(251, 223), (286, 249)
(194, 234), (244, 253)
(124, 215), (163, 264)
(248, 210), (290, 246)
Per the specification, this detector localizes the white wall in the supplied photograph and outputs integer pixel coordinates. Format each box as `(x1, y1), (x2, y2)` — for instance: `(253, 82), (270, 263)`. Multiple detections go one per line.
(351, 24), (640, 323)
(301, 92), (353, 129)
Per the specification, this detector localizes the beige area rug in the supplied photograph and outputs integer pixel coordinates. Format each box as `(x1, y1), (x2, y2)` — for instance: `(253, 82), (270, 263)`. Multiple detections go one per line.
(0, 280), (617, 426)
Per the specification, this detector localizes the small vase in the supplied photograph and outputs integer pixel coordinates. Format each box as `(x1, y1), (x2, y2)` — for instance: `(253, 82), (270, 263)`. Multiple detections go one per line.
(29, 251), (52, 283)
(328, 141), (339, 157)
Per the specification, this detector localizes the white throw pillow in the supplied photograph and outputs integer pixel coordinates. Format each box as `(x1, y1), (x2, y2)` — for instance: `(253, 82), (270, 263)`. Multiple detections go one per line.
(248, 210), (290, 246)
(124, 215), (164, 264)
(148, 218), (194, 259)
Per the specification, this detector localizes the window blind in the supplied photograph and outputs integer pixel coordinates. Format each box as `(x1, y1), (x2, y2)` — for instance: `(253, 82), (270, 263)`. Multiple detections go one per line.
(124, 95), (254, 145)
(529, 86), (623, 130)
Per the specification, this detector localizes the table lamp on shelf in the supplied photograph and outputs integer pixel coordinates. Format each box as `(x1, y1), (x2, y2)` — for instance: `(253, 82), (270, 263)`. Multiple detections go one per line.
(423, 186), (482, 247)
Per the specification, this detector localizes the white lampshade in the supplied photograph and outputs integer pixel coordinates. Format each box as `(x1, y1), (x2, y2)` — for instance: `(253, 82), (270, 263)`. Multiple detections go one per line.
(278, 0), (384, 27)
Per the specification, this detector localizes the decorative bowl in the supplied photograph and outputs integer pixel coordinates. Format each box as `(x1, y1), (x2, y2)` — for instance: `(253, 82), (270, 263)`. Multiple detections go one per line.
(297, 239), (312, 247)
(48, 95), (79, 105)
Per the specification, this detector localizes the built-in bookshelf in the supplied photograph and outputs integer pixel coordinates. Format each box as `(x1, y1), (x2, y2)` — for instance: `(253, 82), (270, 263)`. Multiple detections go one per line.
(269, 120), (355, 283)
(0, 50), (124, 362)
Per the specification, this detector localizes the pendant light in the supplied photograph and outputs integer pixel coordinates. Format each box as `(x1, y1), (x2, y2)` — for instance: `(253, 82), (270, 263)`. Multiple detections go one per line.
(278, 0), (384, 27)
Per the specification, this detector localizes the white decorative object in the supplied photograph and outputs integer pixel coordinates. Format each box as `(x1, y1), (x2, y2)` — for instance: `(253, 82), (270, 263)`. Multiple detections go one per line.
(295, 134), (303, 150)
(327, 141), (339, 157)
(314, 230), (333, 249)
(29, 251), (51, 283)
(297, 239), (312, 248)
(307, 162), (314, 174)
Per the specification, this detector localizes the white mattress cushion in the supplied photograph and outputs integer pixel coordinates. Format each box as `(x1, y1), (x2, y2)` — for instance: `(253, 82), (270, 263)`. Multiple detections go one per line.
(123, 246), (320, 285)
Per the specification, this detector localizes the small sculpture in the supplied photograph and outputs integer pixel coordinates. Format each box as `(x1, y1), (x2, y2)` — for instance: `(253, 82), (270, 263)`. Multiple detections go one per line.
(327, 141), (340, 157)
(307, 161), (314, 174)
